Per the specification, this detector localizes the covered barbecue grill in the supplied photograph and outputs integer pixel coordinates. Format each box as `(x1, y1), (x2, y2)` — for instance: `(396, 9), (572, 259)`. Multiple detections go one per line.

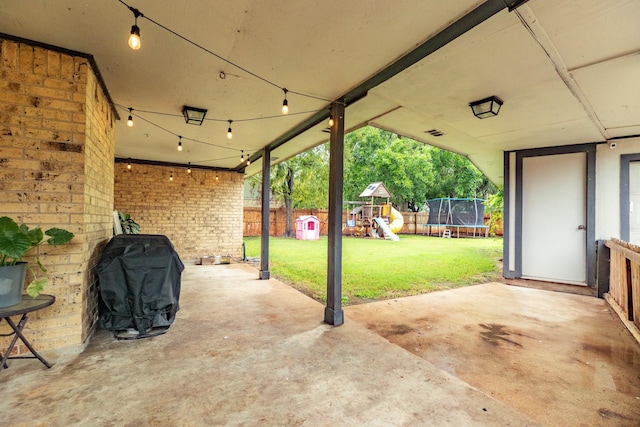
(97, 234), (184, 338)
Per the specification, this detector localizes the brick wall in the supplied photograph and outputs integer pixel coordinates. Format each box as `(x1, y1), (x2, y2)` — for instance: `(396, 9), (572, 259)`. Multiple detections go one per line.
(81, 61), (115, 343)
(114, 163), (245, 260)
(0, 38), (115, 353)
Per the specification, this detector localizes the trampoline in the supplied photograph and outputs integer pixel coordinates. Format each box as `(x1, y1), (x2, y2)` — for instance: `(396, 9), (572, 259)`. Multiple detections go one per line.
(423, 198), (489, 238)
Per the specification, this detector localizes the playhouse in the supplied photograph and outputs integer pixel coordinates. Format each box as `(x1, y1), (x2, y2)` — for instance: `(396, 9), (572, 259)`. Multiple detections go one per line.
(295, 215), (320, 240)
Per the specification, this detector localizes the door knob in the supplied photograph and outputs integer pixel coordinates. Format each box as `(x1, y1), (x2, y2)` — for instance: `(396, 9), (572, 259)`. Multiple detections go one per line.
(577, 225), (586, 230)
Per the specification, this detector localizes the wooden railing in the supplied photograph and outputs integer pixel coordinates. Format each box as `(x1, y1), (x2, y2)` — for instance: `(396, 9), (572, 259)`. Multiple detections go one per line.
(605, 239), (640, 343)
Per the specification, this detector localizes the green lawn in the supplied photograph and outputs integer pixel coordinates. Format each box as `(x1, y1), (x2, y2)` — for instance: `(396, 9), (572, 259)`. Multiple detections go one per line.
(243, 235), (503, 304)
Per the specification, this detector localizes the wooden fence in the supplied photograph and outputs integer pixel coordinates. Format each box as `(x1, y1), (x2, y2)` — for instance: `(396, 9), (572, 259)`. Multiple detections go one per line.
(244, 208), (502, 237)
(605, 239), (640, 343)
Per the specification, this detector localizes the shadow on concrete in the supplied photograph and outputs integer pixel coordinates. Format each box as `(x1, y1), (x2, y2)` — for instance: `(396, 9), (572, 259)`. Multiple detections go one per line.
(1, 263), (638, 426)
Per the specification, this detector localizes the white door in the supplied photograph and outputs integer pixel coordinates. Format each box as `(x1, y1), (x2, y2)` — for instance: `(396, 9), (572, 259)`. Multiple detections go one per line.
(628, 162), (640, 245)
(521, 153), (586, 284)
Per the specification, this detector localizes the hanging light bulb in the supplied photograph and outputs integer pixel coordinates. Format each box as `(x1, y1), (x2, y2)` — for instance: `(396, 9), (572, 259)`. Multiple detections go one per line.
(187, 162), (191, 174)
(127, 159), (132, 170)
(177, 136), (183, 151)
(127, 108), (134, 127)
(216, 172), (219, 181)
(328, 107), (334, 127)
(246, 154), (251, 166)
(227, 120), (233, 139)
(128, 8), (142, 50)
(128, 26), (141, 50)
(169, 172), (173, 182)
(281, 88), (289, 114)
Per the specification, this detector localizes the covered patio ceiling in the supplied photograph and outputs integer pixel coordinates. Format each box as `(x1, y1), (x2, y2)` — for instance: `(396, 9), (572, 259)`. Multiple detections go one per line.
(1, 0), (638, 183)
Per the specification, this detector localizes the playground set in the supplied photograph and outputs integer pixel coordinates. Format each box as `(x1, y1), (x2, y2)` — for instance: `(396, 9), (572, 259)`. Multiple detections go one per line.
(344, 182), (404, 241)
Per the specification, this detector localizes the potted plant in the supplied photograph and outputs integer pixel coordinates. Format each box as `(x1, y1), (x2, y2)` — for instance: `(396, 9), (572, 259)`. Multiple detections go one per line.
(0, 216), (75, 308)
(118, 212), (140, 234)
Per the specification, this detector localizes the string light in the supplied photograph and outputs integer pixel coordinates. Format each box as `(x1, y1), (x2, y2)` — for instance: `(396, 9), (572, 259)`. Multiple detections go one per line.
(215, 171), (219, 181)
(127, 108), (134, 127)
(169, 171), (173, 181)
(328, 107), (334, 127)
(114, 103), (334, 172)
(187, 162), (191, 173)
(127, 159), (132, 170)
(127, 7), (143, 50)
(117, 0), (334, 128)
(115, 101), (324, 161)
(227, 120), (233, 139)
(281, 88), (289, 114)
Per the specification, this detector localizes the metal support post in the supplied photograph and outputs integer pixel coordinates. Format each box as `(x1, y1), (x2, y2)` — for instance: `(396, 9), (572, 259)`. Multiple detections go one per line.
(325, 100), (345, 326)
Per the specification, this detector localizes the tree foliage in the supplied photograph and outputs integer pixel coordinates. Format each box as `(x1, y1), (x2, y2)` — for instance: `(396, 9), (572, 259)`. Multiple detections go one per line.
(343, 127), (433, 208)
(427, 148), (496, 200)
(248, 126), (498, 221)
(248, 144), (329, 236)
(484, 186), (504, 236)
(343, 127), (495, 209)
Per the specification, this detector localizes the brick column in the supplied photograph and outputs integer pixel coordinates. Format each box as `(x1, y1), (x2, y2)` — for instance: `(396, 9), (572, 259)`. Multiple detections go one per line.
(0, 38), (115, 353)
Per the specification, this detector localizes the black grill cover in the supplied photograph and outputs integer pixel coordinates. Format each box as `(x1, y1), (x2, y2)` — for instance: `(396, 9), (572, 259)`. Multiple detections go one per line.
(97, 234), (184, 333)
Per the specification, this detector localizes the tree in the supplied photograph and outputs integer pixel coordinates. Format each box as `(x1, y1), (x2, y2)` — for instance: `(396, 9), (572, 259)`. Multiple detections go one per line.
(248, 126), (497, 222)
(484, 186), (504, 236)
(343, 127), (434, 208)
(343, 127), (494, 209)
(427, 148), (495, 200)
(248, 144), (329, 237)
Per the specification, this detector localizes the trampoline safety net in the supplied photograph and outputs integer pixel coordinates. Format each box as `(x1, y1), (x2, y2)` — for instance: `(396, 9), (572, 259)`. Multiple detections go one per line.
(426, 198), (485, 226)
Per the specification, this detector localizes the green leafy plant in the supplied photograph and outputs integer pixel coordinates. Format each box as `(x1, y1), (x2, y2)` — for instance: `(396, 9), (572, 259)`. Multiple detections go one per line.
(118, 212), (140, 234)
(485, 187), (504, 237)
(0, 216), (75, 298)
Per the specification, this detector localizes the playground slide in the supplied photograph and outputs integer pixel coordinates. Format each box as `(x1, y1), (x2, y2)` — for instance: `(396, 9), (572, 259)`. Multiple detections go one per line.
(374, 217), (400, 241)
(389, 207), (404, 233)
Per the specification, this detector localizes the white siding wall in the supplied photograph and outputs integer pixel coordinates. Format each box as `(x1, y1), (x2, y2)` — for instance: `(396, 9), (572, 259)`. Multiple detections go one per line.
(508, 152), (517, 272)
(595, 137), (640, 241)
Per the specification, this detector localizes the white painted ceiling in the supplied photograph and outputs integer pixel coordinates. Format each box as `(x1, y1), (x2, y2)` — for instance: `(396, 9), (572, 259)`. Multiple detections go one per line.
(1, 0), (638, 183)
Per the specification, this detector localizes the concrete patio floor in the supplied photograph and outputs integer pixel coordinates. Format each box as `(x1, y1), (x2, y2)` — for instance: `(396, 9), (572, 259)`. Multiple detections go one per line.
(346, 282), (640, 426)
(0, 263), (638, 426)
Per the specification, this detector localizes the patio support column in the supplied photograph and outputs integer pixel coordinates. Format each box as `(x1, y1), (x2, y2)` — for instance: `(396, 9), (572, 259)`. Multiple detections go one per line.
(259, 147), (271, 280)
(325, 99), (345, 326)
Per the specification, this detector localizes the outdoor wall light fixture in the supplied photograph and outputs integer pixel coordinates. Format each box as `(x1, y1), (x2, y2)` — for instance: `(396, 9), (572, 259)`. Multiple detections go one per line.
(469, 96), (503, 119)
(182, 106), (208, 125)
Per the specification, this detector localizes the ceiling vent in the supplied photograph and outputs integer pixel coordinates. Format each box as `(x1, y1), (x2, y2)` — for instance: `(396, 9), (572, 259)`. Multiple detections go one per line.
(425, 129), (444, 137)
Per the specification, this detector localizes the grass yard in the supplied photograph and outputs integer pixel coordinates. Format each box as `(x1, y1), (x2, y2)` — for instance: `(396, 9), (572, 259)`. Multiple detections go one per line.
(243, 235), (503, 305)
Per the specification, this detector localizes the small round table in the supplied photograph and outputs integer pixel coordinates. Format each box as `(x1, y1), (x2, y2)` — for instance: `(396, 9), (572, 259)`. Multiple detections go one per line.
(0, 294), (55, 372)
